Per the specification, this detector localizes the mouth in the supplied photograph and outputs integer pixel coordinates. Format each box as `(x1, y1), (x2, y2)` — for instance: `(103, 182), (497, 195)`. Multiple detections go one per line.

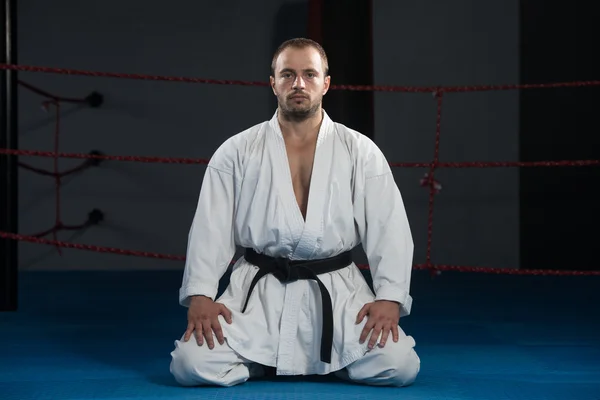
(289, 94), (308, 100)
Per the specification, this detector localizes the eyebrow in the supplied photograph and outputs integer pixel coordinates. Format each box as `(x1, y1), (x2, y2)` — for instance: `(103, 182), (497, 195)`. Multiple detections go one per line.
(279, 68), (319, 74)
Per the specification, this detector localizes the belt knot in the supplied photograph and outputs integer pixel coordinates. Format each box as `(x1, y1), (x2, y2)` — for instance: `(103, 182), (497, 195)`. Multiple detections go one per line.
(272, 257), (299, 283)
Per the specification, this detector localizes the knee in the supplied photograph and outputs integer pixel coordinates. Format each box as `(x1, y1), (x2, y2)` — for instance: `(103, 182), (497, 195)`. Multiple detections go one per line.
(170, 339), (206, 386)
(347, 336), (421, 387)
(169, 338), (224, 387)
(169, 337), (248, 387)
(387, 345), (420, 387)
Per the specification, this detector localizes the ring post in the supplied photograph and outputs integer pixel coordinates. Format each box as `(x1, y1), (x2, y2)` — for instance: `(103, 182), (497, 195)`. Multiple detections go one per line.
(1, 0), (18, 312)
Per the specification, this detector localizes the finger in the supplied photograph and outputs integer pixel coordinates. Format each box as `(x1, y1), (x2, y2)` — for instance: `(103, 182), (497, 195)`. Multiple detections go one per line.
(212, 318), (225, 345)
(356, 304), (370, 324)
(183, 322), (194, 342)
(203, 321), (215, 349)
(392, 324), (399, 342)
(359, 319), (375, 343)
(368, 324), (383, 349)
(378, 325), (391, 348)
(194, 324), (204, 346)
(220, 305), (233, 324)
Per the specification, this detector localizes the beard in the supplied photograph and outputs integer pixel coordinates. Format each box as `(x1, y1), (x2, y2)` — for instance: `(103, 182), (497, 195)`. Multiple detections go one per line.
(278, 92), (321, 122)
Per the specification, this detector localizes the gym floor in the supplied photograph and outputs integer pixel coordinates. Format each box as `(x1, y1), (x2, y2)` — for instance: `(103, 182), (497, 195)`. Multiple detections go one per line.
(1, 268), (599, 400)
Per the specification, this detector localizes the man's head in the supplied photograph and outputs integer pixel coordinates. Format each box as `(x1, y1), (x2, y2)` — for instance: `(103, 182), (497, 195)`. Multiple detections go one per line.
(270, 38), (330, 122)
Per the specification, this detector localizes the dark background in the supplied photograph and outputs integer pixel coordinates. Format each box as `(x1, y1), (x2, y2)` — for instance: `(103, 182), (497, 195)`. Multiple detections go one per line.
(2, 0), (598, 280)
(519, 2), (600, 271)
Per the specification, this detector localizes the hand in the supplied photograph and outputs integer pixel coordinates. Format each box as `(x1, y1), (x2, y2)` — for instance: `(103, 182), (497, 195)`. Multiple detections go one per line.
(184, 295), (232, 349)
(356, 300), (400, 350)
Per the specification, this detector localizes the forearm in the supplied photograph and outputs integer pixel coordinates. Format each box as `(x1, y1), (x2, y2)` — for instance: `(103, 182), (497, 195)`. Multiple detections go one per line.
(179, 166), (236, 307)
(367, 221), (414, 315)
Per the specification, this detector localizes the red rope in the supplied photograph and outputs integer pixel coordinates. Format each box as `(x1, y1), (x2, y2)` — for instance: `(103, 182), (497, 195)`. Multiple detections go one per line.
(13, 82), (98, 240)
(410, 263), (600, 276)
(391, 160), (600, 168)
(53, 101), (61, 252)
(0, 231), (184, 261)
(0, 148), (210, 164)
(2, 62), (599, 276)
(425, 91), (443, 273)
(2, 63), (600, 93)
(1, 148), (598, 169)
(0, 230), (598, 276)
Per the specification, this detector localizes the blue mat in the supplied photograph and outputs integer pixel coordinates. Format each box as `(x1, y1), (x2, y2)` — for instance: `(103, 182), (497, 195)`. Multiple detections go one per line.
(1, 269), (599, 400)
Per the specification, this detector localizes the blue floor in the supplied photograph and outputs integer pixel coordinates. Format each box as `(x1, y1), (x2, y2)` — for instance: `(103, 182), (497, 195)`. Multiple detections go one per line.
(1, 268), (599, 400)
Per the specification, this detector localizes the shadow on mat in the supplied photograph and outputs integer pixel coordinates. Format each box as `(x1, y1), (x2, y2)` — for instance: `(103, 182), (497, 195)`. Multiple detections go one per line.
(146, 373), (347, 388)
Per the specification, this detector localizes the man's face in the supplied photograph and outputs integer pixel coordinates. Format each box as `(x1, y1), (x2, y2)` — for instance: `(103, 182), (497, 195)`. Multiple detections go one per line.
(270, 46), (330, 121)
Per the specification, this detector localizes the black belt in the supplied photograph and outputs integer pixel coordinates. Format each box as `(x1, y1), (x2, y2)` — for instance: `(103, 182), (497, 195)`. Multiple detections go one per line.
(241, 247), (353, 364)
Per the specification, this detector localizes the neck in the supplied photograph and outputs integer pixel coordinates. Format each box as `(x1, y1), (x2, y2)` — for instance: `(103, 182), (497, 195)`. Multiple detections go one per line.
(278, 107), (323, 142)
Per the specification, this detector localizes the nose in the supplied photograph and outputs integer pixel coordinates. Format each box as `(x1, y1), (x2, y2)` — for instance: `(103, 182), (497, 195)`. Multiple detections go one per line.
(293, 76), (305, 89)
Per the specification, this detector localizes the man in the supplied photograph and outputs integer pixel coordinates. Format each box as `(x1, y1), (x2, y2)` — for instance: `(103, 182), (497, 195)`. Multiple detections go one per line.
(169, 38), (420, 387)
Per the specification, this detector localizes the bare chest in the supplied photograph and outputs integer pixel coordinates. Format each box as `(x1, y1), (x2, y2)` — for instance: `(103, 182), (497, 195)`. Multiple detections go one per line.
(285, 142), (316, 220)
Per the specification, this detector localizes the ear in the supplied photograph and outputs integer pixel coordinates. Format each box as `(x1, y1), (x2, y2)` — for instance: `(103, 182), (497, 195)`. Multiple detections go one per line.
(323, 75), (331, 96)
(270, 75), (276, 95)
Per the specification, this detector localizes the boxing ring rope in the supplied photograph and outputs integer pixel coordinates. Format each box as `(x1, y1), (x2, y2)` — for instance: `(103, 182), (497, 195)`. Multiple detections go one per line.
(1, 63), (600, 277)
(13, 80), (104, 248)
(2, 63), (600, 92)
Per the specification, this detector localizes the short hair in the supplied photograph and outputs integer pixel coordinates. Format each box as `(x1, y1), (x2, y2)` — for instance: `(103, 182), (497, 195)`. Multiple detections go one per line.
(270, 38), (329, 76)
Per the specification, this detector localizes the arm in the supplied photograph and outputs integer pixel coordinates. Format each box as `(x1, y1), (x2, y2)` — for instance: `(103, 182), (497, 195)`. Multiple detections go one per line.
(179, 164), (237, 307)
(353, 140), (414, 317)
(361, 171), (414, 317)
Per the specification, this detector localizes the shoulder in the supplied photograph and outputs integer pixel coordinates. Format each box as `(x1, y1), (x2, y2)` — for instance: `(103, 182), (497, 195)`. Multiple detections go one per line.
(332, 122), (391, 179)
(207, 120), (269, 174)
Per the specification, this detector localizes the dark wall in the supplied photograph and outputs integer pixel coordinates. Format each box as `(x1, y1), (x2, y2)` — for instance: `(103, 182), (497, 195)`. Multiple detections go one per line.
(519, 1), (600, 271)
(17, 0), (300, 270)
(274, 0), (374, 139)
(373, 1), (520, 270)
(14, 0), (520, 271)
(271, 1), (310, 112)
(318, 0), (375, 140)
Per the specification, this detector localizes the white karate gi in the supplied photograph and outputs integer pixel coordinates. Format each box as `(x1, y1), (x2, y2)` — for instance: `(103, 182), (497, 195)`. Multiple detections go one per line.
(170, 110), (420, 387)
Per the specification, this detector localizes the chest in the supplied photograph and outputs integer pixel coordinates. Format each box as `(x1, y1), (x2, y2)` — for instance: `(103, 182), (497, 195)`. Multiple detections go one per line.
(233, 132), (356, 243)
(284, 139), (316, 219)
(285, 142), (315, 187)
